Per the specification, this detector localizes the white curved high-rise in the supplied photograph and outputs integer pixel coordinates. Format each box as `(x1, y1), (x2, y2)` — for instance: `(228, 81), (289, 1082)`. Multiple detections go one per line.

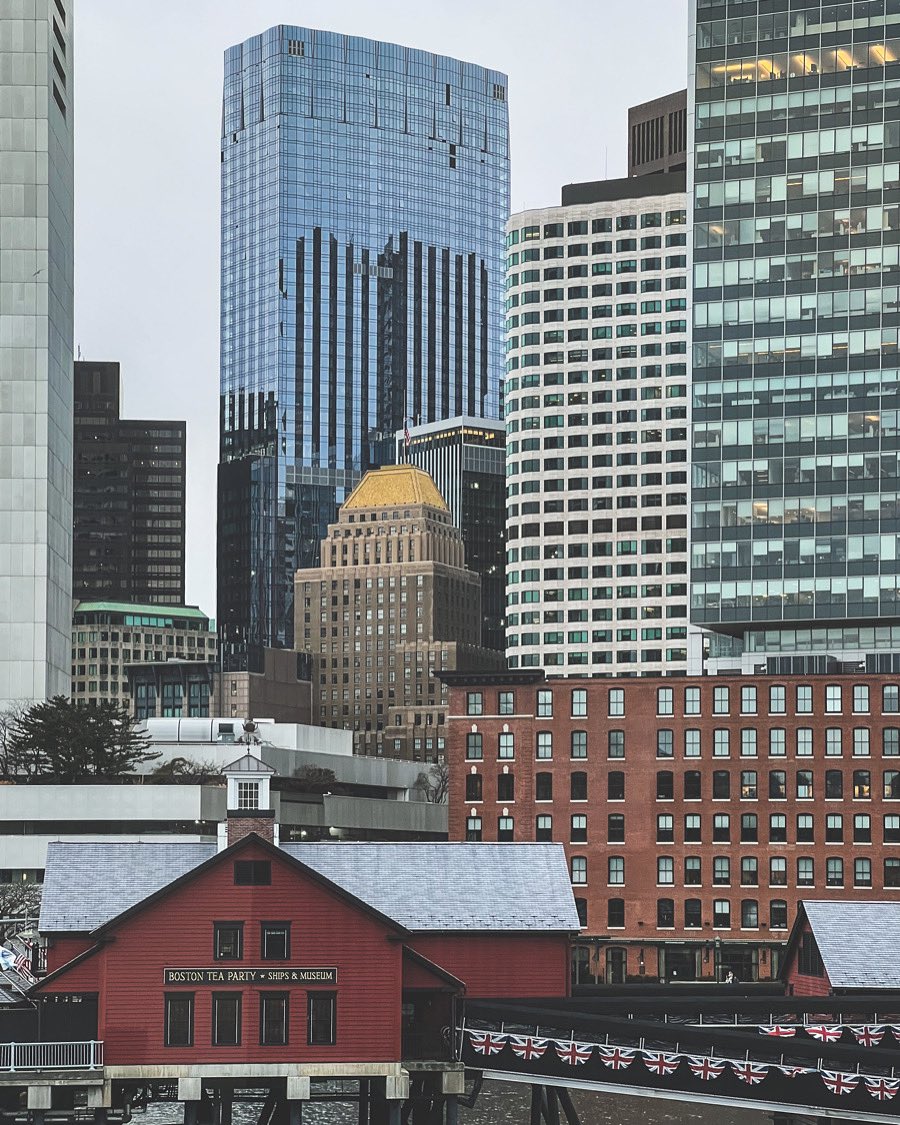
(504, 173), (691, 676)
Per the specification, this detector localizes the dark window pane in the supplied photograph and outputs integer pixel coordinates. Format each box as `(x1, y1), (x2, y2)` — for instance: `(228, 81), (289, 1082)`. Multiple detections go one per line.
(308, 992), (337, 1046)
(234, 860), (271, 885)
(261, 923), (290, 961)
(214, 923), (243, 960)
(212, 993), (242, 1046)
(165, 994), (194, 1047)
(259, 993), (288, 1046)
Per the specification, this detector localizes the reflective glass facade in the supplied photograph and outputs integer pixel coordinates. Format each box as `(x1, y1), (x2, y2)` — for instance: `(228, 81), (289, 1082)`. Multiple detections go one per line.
(218, 27), (509, 667)
(690, 0), (900, 662)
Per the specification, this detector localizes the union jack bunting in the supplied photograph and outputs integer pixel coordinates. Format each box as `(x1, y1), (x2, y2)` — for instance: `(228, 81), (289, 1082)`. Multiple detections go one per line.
(821, 1071), (859, 1096)
(849, 1025), (885, 1047)
(468, 1031), (506, 1056)
(555, 1041), (593, 1066)
(643, 1051), (682, 1076)
(730, 1060), (769, 1085)
(597, 1046), (636, 1071)
(508, 1036), (548, 1061)
(889, 1025), (900, 1042)
(776, 1065), (813, 1079)
(806, 1024), (843, 1043)
(864, 1077), (900, 1102)
(759, 1024), (797, 1038)
(687, 1056), (727, 1081)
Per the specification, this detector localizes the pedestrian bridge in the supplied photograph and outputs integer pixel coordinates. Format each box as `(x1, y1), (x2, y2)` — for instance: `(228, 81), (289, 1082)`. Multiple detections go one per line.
(458, 993), (900, 1124)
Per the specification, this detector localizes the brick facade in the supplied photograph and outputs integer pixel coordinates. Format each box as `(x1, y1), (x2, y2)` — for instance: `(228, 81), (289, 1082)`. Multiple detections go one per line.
(443, 671), (900, 985)
(226, 814), (276, 847)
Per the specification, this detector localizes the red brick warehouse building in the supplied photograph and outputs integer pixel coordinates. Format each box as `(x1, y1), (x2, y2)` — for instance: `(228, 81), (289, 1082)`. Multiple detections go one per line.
(441, 670), (900, 986)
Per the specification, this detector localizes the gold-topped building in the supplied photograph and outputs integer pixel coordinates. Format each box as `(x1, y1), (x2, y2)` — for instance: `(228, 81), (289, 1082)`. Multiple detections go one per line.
(295, 466), (505, 760)
(341, 465), (449, 512)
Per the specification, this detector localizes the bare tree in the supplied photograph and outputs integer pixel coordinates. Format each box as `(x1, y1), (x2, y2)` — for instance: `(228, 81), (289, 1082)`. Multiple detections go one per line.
(0, 882), (41, 945)
(0, 702), (36, 780)
(414, 762), (450, 804)
(147, 757), (223, 784)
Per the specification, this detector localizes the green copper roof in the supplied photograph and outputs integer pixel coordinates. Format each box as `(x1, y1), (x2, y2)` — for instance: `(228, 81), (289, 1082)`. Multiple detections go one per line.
(74, 601), (210, 621)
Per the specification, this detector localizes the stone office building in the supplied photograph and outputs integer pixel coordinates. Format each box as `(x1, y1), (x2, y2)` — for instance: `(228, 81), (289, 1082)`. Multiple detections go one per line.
(295, 466), (504, 760)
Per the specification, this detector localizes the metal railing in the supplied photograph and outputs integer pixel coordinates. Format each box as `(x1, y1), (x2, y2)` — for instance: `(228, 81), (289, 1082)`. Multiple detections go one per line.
(0, 1041), (103, 1071)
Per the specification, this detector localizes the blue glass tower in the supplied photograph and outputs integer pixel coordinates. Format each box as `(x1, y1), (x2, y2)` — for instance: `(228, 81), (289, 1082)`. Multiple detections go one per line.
(218, 27), (509, 667)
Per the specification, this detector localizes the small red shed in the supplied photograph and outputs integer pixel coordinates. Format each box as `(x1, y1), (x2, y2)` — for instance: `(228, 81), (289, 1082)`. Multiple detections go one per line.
(783, 900), (900, 997)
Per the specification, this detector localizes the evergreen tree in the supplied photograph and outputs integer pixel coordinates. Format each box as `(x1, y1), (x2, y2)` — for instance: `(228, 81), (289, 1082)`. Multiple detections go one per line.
(7, 696), (158, 781)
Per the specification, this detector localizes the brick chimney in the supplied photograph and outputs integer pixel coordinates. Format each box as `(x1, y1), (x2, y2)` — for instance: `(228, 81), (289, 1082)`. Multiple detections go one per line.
(220, 752), (278, 849)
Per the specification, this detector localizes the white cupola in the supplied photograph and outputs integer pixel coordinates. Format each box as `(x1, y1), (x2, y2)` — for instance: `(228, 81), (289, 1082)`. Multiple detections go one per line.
(219, 752), (278, 849)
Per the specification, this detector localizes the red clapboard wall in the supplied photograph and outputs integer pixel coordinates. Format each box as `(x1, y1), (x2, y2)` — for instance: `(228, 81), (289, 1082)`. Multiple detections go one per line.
(783, 921), (832, 998)
(407, 933), (570, 998)
(45, 935), (95, 975)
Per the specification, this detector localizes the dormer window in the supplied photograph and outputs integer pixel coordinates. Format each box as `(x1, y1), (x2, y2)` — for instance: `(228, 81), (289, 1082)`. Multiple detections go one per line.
(237, 780), (260, 810)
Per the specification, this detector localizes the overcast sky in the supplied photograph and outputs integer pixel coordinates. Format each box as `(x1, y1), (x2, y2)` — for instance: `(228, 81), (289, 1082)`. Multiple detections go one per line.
(74, 0), (689, 615)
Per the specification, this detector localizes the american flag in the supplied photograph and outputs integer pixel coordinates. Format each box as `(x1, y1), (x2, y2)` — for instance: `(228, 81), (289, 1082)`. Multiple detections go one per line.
(806, 1024), (843, 1043)
(687, 1056), (727, 1081)
(760, 1024), (797, 1038)
(555, 1041), (593, 1066)
(643, 1052), (682, 1076)
(849, 1025), (885, 1047)
(508, 1036), (547, 1061)
(468, 1031), (506, 1056)
(597, 1046), (635, 1071)
(730, 1061), (768, 1085)
(821, 1071), (859, 1096)
(865, 1076), (900, 1102)
(4, 950), (35, 984)
(404, 419), (411, 449)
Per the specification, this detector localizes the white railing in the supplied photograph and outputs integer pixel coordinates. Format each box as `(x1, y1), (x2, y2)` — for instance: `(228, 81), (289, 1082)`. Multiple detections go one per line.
(0, 1041), (103, 1071)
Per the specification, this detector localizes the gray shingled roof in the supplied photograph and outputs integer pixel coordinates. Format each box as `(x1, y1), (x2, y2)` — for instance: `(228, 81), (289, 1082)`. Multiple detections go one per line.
(39, 840), (580, 935)
(282, 843), (581, 932)
(39, 842), (216, 932)
(803, 900), (900, 989)
(0, 969), (33, 1006)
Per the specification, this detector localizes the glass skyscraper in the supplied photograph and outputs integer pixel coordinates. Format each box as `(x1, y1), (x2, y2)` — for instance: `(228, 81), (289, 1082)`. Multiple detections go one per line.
(690, 0), (900, 670)
(218, 27), (509, 668)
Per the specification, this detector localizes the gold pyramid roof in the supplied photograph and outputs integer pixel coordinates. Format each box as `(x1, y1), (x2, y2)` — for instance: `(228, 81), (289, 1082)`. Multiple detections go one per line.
(342, 466), (449, 512)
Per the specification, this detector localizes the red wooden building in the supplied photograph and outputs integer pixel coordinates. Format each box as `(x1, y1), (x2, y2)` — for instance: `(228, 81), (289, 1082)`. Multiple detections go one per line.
(24, 755), (579, 1125)
(783, 900), (900, 998)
